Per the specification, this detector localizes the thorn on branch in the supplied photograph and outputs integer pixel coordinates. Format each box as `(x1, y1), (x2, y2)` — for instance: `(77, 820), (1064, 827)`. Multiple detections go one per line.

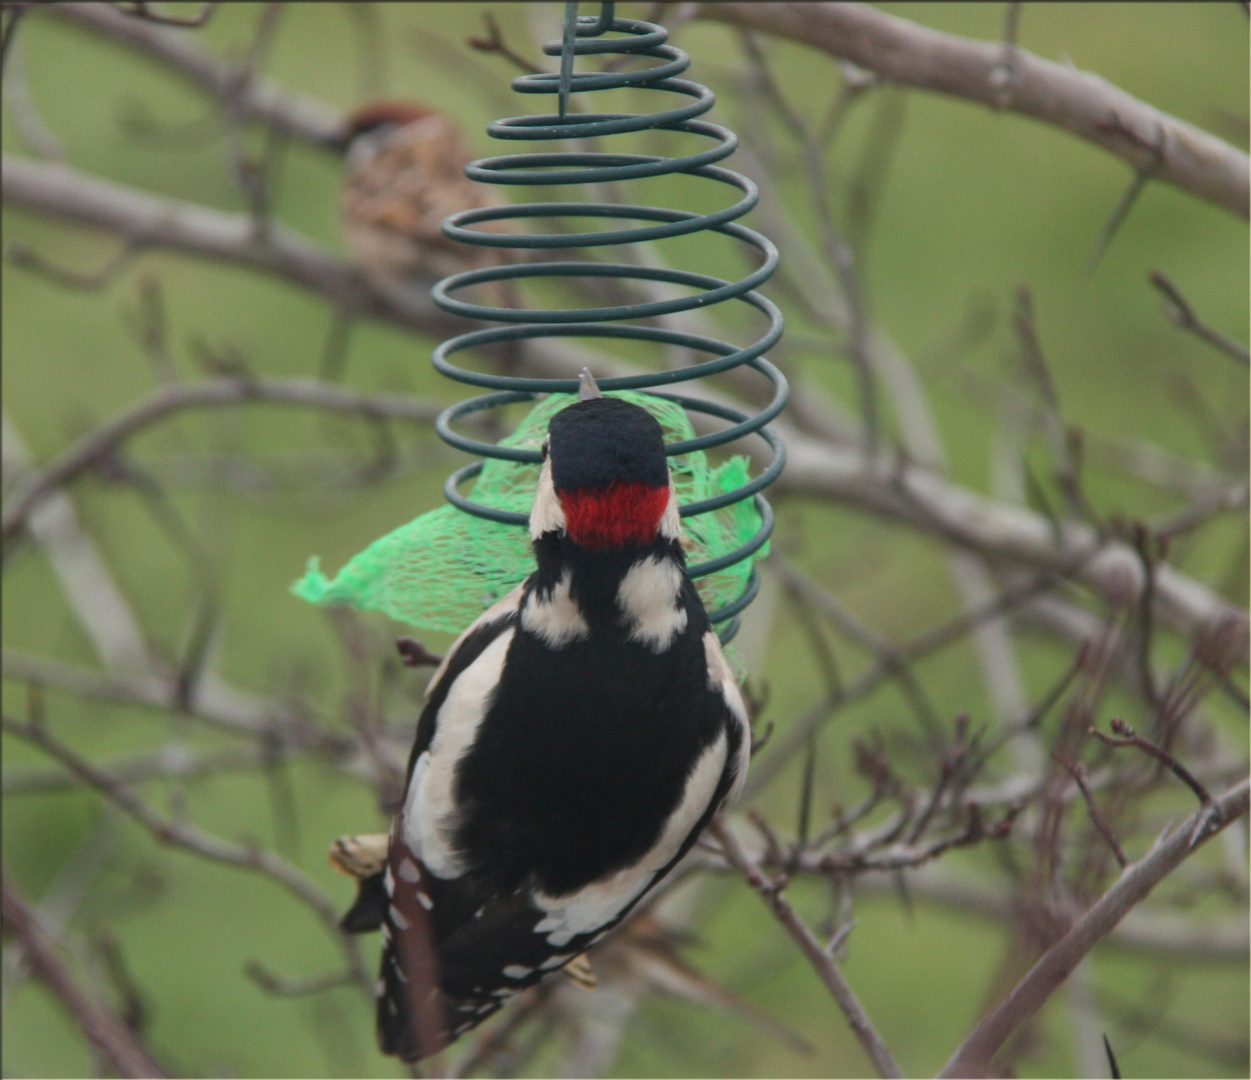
(1087, 120), (1167, 272)
(1090, 718), (1211, 806)
(1103, 1032), (1122, 1079)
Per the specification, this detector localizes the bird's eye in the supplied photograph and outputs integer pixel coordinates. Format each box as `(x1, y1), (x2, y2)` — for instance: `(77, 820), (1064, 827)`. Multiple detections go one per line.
(541, 439), (549, 461)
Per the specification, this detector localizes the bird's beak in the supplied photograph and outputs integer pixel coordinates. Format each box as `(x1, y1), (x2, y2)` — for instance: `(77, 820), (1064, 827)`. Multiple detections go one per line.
(578, 368), (603, 402)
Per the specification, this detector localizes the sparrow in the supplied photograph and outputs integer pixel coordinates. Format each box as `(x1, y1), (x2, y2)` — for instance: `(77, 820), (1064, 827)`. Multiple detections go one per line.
(340, 99), (512, 288)
(338, 372), (751, 1060)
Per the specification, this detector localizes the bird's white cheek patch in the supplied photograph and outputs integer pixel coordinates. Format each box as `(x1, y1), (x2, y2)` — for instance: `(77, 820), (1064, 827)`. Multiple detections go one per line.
(404, 629), (516, 877)
(521, 570), (589, 648)
(529, 458), (566, 540)
(617, 555), (687, 651)
(658, 484), (682, 542)
(531, 733), (727, 946)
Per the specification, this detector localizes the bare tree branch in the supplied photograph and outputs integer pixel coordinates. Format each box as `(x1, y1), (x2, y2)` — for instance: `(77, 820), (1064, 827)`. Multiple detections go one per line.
(5, 743), (277, 796)
(937, 776), (1250, 1077)
(6, 155), (1242, 645)
(1, 412), (154, 673)
(1, 649), (313, 740)
(1, 877), (168, 1078)
(2, 372), (444, 545)
(1, 713), (372, 994)
(847, 862), (1251, 962)
(45, 1), (341, 146)
(697, 2), (1250, 219)
(709, 817), (904, 1078)
(1, 156), (454, 336)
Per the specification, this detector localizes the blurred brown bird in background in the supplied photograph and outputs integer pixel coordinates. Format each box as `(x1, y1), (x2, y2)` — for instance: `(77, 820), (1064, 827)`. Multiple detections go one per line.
(340, 100), (514, 290)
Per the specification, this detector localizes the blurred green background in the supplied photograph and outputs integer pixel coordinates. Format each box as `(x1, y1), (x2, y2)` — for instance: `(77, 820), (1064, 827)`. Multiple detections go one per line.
(2, 3), (1247, 1077)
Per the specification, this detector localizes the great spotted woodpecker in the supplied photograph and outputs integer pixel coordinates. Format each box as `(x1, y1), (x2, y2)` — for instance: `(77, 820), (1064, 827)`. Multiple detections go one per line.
(342, 373), (750, 1060)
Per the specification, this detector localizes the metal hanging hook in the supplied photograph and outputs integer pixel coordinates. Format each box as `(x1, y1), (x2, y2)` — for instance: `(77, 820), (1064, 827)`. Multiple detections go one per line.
(558, 2), (577, 122)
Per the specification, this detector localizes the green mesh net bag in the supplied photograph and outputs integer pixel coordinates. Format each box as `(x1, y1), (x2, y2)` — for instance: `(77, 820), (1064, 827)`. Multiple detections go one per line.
(292, 391), (768, 636)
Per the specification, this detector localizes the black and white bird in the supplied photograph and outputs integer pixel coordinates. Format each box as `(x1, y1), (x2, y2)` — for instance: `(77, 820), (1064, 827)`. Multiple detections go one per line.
(341, 373), (750, 1061)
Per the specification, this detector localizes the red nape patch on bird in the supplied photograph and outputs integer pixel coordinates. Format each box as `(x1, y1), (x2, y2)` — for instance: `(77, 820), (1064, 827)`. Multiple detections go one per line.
(559, 482), (670, 550)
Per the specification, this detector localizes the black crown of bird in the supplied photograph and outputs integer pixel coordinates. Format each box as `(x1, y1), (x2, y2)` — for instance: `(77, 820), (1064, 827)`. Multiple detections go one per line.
(339, 371), (751, 1061)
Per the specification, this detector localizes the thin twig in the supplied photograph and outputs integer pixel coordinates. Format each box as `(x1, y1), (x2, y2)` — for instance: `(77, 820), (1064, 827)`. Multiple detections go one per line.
(937, 777), (1249, 1077)
(1, 878), (168, 1077)
(739, 30), (879, 454)
(709, 817), (904, 1078)
(4, 743), (270, 795)
(1013, 287), (1091, 520)
(6, 237), (139, 290)
(468, 12), (548, 75)
(1129, 525), (1161, 706)
(243, 961), (357, 996)
(1, 714), (372, 993)
(747, 566), (1075, 797)
(2, 376), (442, 545)
(694, 831), (1250, 960)
(1091, 718), (1212, 806)
(47, 3), (341, 146)
(775, 556), (941, 735)
(1051, 753), (1128, 868)
(1149, 270), (1250, 366)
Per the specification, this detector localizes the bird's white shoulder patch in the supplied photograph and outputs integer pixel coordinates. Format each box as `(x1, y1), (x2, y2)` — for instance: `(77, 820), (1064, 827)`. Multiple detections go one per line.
(532, 732), (727, 945)
(404, 627), (515, 877)
(426, 583), (523, 700)
(521, 569), (589, 648)
(617, 555), (687, 651)
(704, 631), (751, 805)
